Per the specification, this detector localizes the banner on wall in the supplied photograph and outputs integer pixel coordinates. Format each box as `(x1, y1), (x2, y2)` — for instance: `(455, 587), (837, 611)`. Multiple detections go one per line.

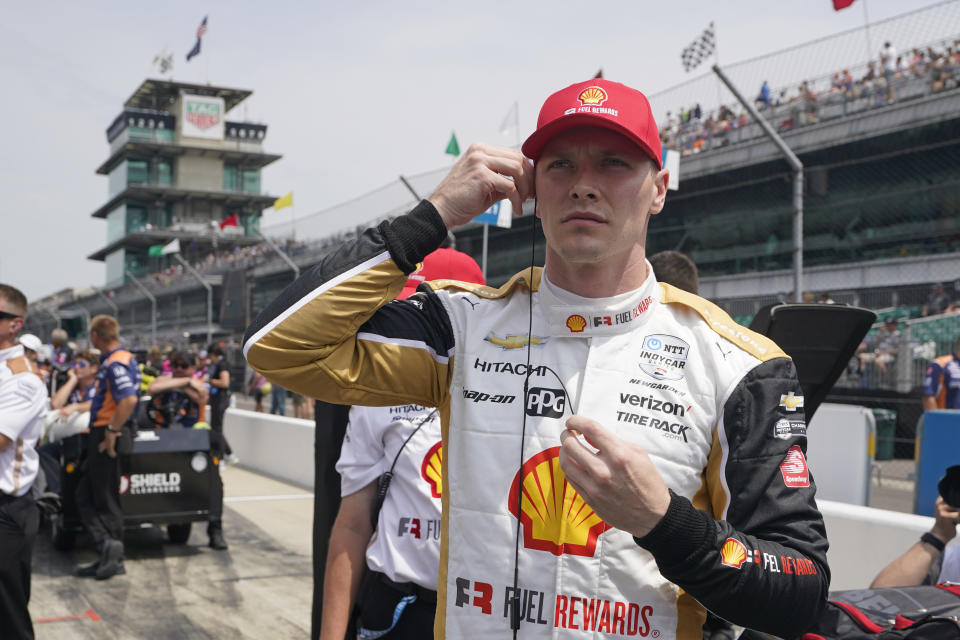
(181, 95), (225, 141)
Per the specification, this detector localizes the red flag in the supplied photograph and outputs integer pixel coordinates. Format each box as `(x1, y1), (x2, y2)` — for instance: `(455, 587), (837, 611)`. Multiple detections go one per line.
(832, 0), (856, 10)
(219, 214), (239, 230)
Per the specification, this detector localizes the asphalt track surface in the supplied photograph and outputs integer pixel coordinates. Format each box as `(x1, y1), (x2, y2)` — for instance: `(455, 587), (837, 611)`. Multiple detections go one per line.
(30, 466), (314, 639)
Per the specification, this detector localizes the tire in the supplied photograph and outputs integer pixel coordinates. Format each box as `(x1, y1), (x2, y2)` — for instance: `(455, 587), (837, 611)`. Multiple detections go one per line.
(167, 522), (192, 544)
(51, 514), (76, 551)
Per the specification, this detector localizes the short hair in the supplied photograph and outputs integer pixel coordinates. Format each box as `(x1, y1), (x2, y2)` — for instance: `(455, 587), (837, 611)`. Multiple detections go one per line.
(147, 346), (163, 362)
(0, 284), (28, 317)
(74, 350), (99, 367)
(649, 251), (699, 295)
(90, 315), (119, 342)
(208, 344), (224, 357)
(51, 328), (68, 343)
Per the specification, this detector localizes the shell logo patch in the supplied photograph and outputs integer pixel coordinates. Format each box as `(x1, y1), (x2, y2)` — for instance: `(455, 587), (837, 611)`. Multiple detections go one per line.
(566, 315), (587, 333)
(420, 441), (442, 498)
(508, 447), (611, 557)
(578, 86), (608, 106)
(720, 537), (750, 569)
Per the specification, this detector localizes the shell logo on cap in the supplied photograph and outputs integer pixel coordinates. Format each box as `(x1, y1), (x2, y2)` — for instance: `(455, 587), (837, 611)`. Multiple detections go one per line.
(566, 315), (587, 333)
(421, 441), (442, 498)
(720, 537), (748, 569)
(578, 86), (608, 106)
(508, 447), (611, 557)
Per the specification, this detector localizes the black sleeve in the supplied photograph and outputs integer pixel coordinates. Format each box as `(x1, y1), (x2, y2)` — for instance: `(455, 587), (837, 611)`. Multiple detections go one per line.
(243, 201), (457, 408)
(637, 358), (830, 639)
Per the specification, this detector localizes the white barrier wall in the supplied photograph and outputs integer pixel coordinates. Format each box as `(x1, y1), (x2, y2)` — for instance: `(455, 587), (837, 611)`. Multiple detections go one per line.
(820, 500), (935, 590)
(224, 408), (315, 489)
(807, 403), (875, 506)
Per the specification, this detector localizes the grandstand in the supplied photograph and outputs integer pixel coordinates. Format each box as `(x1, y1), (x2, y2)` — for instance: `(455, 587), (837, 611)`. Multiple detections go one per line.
(26, 3), (960, 452)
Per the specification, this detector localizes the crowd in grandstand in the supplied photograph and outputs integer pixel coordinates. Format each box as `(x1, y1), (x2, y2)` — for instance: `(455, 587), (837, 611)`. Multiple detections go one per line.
(659, 39), (960, 157)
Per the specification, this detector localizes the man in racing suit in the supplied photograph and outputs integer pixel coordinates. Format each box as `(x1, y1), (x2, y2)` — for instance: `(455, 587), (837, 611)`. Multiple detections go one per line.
(245, 78), (829, 639)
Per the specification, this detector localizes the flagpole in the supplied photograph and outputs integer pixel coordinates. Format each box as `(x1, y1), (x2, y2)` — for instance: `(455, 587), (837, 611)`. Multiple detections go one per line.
(863, 0), (873, 64)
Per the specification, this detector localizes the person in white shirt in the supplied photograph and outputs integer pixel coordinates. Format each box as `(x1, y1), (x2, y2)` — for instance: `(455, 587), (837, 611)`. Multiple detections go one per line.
(320, 248), (484, 640)
(0, 284), (48, 640)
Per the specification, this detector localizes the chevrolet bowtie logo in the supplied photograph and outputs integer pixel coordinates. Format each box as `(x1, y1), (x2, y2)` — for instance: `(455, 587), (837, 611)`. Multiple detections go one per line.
(779, 392), (804, 412)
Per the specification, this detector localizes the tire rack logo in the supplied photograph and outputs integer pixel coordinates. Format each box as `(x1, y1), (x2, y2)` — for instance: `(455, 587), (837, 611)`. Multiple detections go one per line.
(780, 445), (810, 487)
(526, 387), (566, 418)
(566, 315), (587, 333)
(421, 441), (442, 498)
(508, 447), (611, 557)
(638, 334), (689, 381)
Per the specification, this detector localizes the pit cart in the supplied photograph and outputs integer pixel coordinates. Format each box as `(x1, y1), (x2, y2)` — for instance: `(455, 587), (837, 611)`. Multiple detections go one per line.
(49, 400), (220, 550)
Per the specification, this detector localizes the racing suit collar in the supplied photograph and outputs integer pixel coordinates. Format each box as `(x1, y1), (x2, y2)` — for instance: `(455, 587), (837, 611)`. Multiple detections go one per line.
(539, 262), (661, 337)
(0, 344), (25, 365)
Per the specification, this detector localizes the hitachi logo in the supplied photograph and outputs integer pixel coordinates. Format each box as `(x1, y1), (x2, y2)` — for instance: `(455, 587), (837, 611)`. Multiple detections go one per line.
(619, 393), (686, 416)
(474, 358), (547, 377)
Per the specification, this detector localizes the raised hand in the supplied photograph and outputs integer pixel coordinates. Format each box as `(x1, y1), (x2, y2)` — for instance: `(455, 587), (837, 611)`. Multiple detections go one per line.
(428, 143), (534, 230)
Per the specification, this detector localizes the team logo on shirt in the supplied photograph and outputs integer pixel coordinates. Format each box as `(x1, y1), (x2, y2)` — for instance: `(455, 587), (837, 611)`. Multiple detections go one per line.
(508, 447), (611, 557)
(780, 445), (810, 488)
(565, 315), (587, 333)
(421, 441), (442, 498)
(773, 419), (807, 440)
(484, 333), (548, 350)
(720, 538), (759, 569)
(637, 334), (689, 381)
(779, 392), (804, 412)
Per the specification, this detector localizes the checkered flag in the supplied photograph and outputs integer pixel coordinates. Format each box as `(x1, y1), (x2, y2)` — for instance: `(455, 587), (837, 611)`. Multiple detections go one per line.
(681, 22), (716, 72)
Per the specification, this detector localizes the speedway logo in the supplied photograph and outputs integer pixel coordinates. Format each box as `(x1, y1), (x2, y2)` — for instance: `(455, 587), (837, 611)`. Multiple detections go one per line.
(120, 472), (181, 495)
(779, 446), (810, 487)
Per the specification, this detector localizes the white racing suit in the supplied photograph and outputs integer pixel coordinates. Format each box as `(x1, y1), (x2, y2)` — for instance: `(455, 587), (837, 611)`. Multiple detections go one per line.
(244, 201), (829, 639)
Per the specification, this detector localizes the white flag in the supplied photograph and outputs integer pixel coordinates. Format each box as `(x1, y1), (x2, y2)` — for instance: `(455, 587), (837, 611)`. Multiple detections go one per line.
(161, 238), (181, 255)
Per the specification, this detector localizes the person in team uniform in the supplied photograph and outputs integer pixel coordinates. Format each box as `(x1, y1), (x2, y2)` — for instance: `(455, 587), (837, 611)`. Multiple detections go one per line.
(75, 316), (140, 581)
(0, 284), (48, 639)
(321, 249), (484, 640)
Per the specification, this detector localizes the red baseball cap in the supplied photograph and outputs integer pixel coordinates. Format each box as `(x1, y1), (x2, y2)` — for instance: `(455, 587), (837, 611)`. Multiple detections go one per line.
(398, 248), (486, 299)
(522, 78), (662, 169)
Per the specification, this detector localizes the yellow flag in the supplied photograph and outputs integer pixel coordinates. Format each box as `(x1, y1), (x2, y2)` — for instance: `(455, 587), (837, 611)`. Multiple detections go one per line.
(274, 192), (293, 210)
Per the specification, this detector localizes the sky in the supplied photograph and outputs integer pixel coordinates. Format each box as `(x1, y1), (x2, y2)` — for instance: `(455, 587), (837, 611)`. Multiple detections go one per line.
(0, 0), (928, 300)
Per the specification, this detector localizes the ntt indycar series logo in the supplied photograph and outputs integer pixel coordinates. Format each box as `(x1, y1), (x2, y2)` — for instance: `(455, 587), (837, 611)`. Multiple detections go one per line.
(119, 472), (182, 496)
(638, 334), (689, 381)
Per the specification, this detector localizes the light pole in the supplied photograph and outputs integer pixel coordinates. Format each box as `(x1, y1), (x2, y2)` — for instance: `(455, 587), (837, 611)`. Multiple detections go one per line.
(172, 254), (213, 345)
(126, 270), (157, 347)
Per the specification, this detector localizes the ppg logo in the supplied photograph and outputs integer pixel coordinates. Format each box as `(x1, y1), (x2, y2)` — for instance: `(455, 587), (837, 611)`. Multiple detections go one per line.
(645, 337), (663, 351)
(525, 387), (566, 418)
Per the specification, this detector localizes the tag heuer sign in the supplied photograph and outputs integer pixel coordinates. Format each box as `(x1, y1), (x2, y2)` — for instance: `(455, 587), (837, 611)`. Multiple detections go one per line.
(181, 95), (225, 140)
(186, 100), (221, 130)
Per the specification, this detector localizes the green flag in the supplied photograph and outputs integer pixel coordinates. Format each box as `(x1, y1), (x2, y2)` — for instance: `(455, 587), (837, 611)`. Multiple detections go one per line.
(148, 244), (164, 257)
(445, 132), (460, 157)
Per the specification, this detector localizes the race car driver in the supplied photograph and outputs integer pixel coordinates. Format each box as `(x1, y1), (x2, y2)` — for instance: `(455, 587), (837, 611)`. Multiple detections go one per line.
(245, 78), (830, 639)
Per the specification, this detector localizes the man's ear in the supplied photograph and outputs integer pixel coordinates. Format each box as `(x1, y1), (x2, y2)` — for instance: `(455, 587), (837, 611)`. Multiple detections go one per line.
(649, 168), (669, 216)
